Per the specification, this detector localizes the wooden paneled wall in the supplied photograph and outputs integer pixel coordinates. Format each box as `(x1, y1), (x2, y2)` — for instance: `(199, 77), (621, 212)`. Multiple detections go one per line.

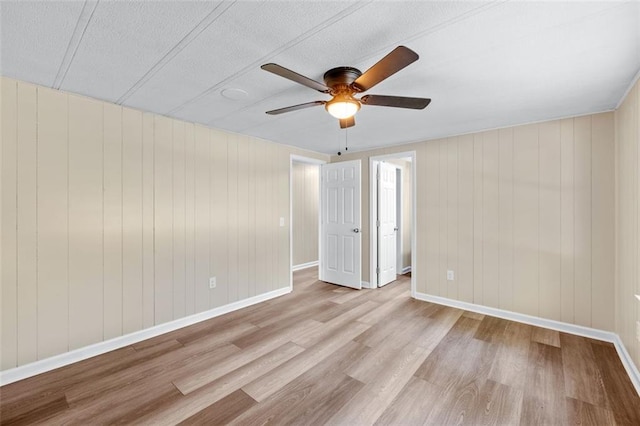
(291, 162), (319, 267)
(615, 77), (640, 374)
(332, 112), (615, 331)
(0, 78), (327, 370)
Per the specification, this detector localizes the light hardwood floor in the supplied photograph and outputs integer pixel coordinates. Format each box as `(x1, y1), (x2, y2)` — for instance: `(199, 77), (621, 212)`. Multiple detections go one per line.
(1, 268), (639, 425)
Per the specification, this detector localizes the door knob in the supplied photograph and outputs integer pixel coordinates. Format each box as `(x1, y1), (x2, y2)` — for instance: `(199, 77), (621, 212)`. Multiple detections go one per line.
(353, 228), (360, 233)
(394, 227), (398, 231)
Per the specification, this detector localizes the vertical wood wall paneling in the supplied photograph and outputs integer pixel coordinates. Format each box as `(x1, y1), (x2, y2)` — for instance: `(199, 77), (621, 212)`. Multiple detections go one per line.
(255, 140), (268, 295)
(438, 140), (448, 296)
(512, 124), (539, 317)
(209, 129), (228, 308)
(538, 120), (561, 321)
(457, 135), (474, 303)
(141, 113), (155, 328)
(447, 137), (459, 299)
(414, 144), (425, 293)
(16, 82), (38, 364)
(1, 78), (18, 369)
(227, 133), (239, 301)
(103, 103), (123, 340)
(68, 94), (104, 349)
(122, 107), (144, 334)
(194, 125), (210, 314)
(153, 116), (173, 325)
(574, 115), (592, 327)
(473, 133), (484, 305)
(184, 123), (195, 315)
(248, 138), (257, 298)
(560, 118), (575, 324)
(423, 141), (439, 295)
(482, 130), (500, 308)
(591, 113), (615, 331)
(37, 87), (69, 359)
(237, 136), (249, 300)
(278, 145), (290, 289)
(267, 143), (277, 291)
(1, 77), (331, 368)
(498, 128), (514, 311)
(172, 120), (186, 320)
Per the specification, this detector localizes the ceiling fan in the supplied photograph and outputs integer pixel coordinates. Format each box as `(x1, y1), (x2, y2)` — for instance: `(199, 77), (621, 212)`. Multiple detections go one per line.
(261, 46), (431, 129)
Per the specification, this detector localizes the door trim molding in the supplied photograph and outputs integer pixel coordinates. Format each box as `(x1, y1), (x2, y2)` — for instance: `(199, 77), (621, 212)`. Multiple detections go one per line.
(369, 151), (416, 297)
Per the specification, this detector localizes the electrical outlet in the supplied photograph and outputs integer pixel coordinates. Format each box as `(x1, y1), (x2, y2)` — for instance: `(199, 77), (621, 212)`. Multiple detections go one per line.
(279, 217), (285, 227)
(209, 277), (216, 289)
(447, 270), (454, 281)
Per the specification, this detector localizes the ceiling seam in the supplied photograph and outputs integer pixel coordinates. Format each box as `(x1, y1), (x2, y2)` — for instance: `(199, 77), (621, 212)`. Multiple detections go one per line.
(165, 0), (374, 117)
(115, 0), (237, 105)
(349, 0), (509, 71)
(52, 0), (99, 89)
(210, 0), (509, 133)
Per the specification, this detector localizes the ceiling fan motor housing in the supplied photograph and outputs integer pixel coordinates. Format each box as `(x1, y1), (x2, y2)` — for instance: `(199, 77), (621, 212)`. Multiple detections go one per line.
(323, 67), (362, 94)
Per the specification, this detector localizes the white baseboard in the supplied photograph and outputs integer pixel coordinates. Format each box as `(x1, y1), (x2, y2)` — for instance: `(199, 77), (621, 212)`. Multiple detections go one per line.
(414, 292), (640, 397)
(292, 261), (318, 271)
(401, 266), (412, 274)
(361, 281), (373, 289)
(0, 286), (291, 386)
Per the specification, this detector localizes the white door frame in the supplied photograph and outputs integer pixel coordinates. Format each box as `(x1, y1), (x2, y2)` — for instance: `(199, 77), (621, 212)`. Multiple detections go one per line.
(396, 167), (403, 274)
(369, 151), (417, 297)
(289, 154), (326, 292)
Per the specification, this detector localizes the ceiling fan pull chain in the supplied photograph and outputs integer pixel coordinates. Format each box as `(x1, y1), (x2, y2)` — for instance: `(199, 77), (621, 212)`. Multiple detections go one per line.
(345, 128), (349, 152)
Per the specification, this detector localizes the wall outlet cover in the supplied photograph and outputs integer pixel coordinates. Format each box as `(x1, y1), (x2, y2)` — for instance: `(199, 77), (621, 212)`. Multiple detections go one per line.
(447, 270), (454, 281)
(209, 277), (216, 289)
(279, 217), (285, 227)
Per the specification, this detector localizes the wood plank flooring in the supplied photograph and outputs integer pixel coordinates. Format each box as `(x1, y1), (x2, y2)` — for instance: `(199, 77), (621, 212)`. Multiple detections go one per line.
(1, 268), (639, 425)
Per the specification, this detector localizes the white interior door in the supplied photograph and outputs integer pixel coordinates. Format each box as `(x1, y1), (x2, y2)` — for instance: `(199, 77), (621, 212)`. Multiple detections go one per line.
(320, 160), (361, 289)
(377, 162), (397, 287)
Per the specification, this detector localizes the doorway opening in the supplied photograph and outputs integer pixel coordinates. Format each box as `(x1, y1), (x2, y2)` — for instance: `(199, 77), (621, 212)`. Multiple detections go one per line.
(289, 155), (325, 291)
(370, 152), (416, 296)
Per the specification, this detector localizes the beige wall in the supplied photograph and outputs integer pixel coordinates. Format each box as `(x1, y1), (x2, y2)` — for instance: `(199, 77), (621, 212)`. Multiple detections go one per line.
(292, 162), (319, 266)
(615, 77), (640, 374)
(332, 112), (615, 331)
(0, 77), (328, 370)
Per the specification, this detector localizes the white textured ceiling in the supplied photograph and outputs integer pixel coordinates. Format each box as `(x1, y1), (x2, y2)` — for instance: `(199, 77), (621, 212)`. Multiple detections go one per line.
(2, 0), (639, 154)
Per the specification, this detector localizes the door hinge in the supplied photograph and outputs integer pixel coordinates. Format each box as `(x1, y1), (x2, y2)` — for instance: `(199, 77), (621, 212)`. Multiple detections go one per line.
(376, 267), (380, 275)
(376, 220), (380, 227)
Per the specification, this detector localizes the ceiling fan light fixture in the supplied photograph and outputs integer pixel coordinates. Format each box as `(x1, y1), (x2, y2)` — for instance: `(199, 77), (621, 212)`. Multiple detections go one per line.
(325, 94), (360, 119)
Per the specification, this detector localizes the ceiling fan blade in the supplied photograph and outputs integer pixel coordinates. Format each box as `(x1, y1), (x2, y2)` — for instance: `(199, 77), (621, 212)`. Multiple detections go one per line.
(352, 46), (419, 92)
(261, 63), (329, 93)
(265, 101), (326, 115)
(360, 94), (431, 109)
(339, 116), (355, 129)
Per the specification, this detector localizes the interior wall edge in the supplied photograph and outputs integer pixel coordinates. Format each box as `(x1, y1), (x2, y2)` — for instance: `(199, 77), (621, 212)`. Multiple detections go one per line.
(414, 291), (640, 397)
(615, 66), (640, 110)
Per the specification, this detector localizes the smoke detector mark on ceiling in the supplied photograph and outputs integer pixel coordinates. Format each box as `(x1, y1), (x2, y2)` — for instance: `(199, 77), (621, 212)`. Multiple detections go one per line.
(221, 88), (249, 101)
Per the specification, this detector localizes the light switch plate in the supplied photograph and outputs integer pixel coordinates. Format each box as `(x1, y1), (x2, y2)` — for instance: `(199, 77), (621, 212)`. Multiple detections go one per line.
(279, 217), (285, 227)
